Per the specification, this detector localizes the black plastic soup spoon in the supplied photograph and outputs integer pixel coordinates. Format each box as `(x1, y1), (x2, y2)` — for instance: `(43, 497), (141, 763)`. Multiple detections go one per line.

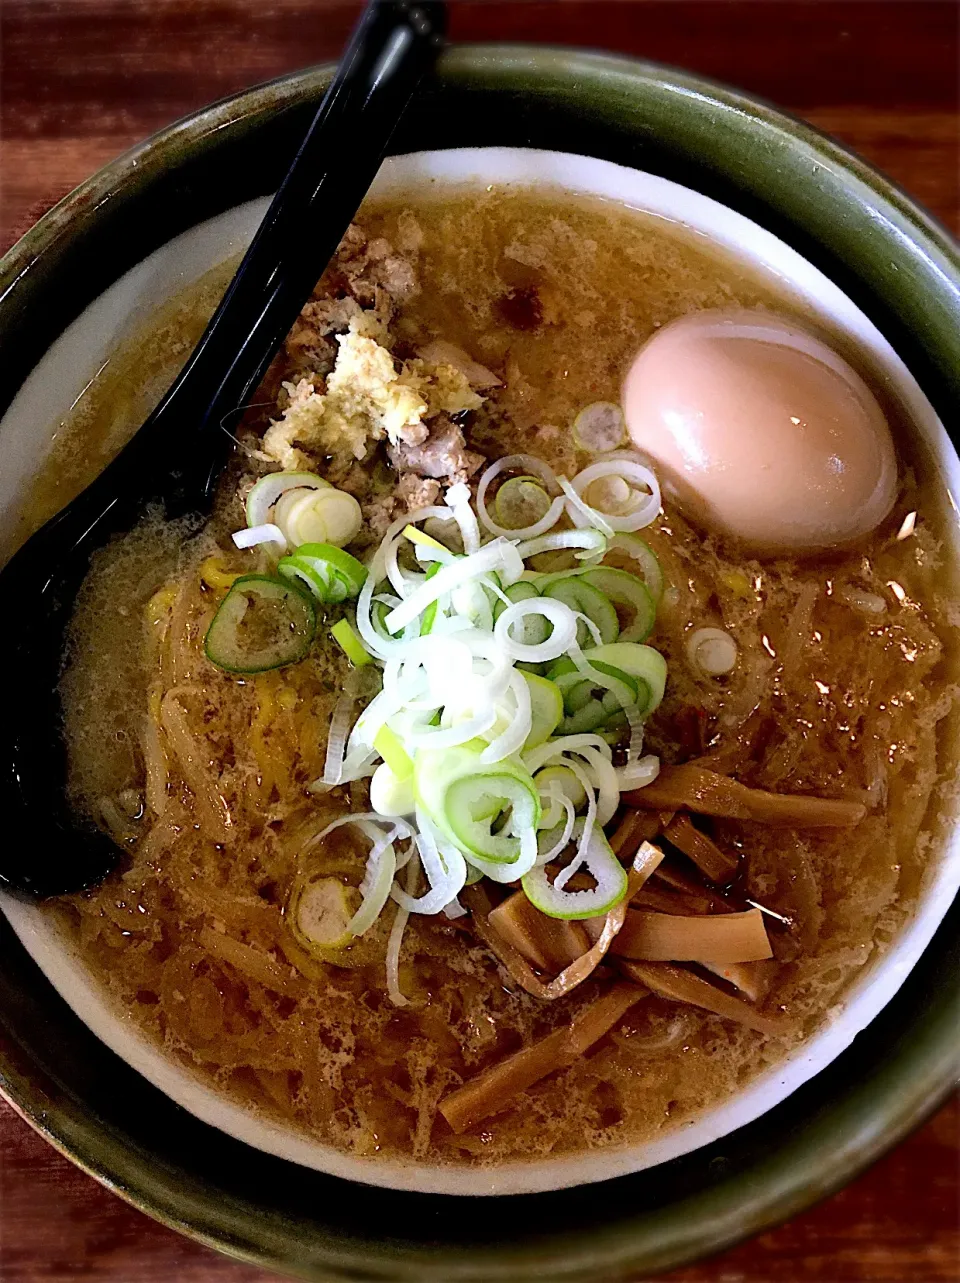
(0, 0), (446, 898)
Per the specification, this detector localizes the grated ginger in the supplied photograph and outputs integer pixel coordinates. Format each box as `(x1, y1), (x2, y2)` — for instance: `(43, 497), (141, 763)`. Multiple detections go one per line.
(261, 318), (483, 469)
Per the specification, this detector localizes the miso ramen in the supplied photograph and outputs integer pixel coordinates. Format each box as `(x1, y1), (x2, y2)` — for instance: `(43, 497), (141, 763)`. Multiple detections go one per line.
(40, 188), (959, 1165)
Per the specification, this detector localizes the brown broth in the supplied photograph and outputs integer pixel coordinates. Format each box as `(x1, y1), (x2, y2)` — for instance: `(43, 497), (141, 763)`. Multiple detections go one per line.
(37, 187), (960, 1167)
(10, 260), (238, 555)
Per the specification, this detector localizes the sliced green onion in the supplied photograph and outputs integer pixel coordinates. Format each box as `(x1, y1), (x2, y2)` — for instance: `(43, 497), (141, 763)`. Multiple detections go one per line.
(289, 815), (410, 953)
(605, 533), (664, 603)
(423, 516), (464, 552)
(565, 678), (597, 714)
(204, 574), (315, 673)
(580, 642), (668, 717)
(414, 744), (541, 866)
(581, 566), (656, 642)
(444, 773), (539, 864)
(583, 473), (634, 514)
(404, 524), (449, 552)
(331, 617), (373, 667)
(404, 524), (453, 569)
(567, 460), (660, 533)
(493, 580), (550, 649)
(559, 474), (615, 539)
(560, 700), (609, 734)
(384, 540), (524, 635)
(601, 687), (628, 715)
(573, 401), (626, 453)
(514, 528), (607, 561)
(476, 454), (566, 540)
(495, 597), (579, 665)
(373, 725), (414, 780)
(347, 830), (399, 936)
(494, 476), (552, 530)
(498, 580), (541, 609)
(370, 762), (416, 817)
(522, 672), (564, 749)
(277, 554), (332, 600)
(278, 543), (367, 605)
(549, 652), (644, 734)
(534, 765), (588, 815)
(369, 596), (395, 643)
(233, 522), (287, 551)
(290, 876), (356, 951)
(686, 626), (738, 676)
(547, 657), (637, 716)
(522, 819), (627, 920)
(451, 578), (497, 632)
(531, 764), (585, 805)
(392, 819), (468, 915)
(543, 576), (619, 647)
(419, 562), (444, 635)
(245, 471), (330, 528)
(277, 454), (673, 967)
(561, 680), (630, 734)
(276, 488), (362, 548)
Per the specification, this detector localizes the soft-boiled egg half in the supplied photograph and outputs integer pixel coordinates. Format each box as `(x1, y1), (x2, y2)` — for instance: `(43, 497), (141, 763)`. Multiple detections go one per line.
(622, 309), (897, 552)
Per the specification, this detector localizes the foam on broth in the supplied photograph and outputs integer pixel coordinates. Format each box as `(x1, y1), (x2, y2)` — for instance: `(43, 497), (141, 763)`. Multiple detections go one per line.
(38, 187), (960, 1167)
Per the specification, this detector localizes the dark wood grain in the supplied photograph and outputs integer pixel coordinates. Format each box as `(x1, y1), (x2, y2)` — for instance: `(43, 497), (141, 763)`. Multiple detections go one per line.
(2, 0), (958, 250)
(0, 1094), (956, 1282)
(0, 2), (958, 1280)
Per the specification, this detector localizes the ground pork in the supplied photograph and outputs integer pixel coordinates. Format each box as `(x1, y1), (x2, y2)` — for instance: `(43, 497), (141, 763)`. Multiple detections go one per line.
(263, 332), (484, 473)
(362, 492), (397, 540)
(359, 474), (444, 542)
(396, 474), (442, 511)
(284, 296), (365, 378)
(388, 415), (485, 487)
(340, 233), (419, 307)
(258, 220), (486, 495)
(281, 224), (420, 382)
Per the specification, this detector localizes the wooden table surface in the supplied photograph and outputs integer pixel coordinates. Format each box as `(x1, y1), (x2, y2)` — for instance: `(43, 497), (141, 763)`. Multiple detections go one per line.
(0, 2), (957, 1279)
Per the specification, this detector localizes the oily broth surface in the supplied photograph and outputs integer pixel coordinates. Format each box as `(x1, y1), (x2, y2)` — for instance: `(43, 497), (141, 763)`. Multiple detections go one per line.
(366, 190), (780, 455)
(47, 188), (960, 1167)
(10, 261), (238, 557)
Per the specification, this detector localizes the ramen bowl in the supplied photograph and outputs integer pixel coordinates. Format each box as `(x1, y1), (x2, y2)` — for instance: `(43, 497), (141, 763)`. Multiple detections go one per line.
(0, 47), (958, 1280)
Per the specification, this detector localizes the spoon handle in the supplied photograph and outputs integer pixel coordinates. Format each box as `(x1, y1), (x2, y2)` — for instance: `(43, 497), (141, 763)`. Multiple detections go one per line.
(0, 0), (445, 897)
(147, 0), (447, 508)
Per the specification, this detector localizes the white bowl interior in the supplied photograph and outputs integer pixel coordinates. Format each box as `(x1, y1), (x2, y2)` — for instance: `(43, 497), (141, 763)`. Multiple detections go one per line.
(1, 148), (958, 1196)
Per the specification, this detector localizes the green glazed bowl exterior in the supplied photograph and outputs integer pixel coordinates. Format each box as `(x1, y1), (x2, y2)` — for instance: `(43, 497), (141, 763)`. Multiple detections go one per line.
(0, 47), (958, 1281)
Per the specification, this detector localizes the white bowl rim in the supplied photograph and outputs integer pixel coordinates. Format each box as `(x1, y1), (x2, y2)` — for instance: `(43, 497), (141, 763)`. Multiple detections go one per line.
(1, 146), (957, 1197)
